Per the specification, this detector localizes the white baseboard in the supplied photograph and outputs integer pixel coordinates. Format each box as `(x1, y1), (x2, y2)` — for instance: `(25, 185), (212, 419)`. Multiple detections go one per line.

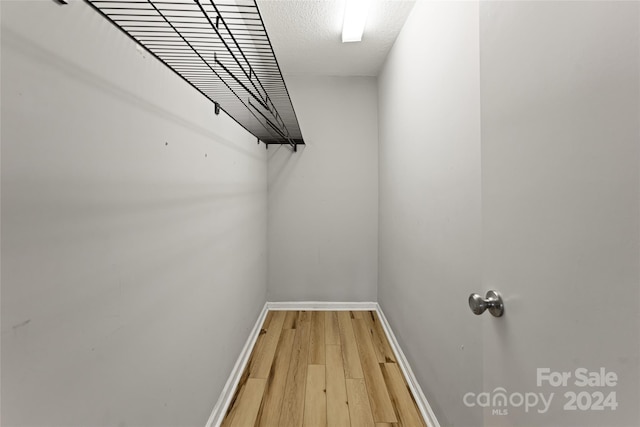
(205, 301), (440, 427)
(374, 303), (441, 427)
(266, 301), (378, 311)
(205, 302), (269, 427)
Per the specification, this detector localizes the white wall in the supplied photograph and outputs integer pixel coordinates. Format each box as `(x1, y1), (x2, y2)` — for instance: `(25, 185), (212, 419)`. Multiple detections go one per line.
(379, 1), (640, 427)
(378, 2), (483, 427)
(1, 2), (267, 426)
(268, 76), (378, 302)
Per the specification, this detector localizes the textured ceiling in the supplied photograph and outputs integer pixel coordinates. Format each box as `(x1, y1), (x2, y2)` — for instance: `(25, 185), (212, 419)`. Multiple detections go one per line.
(256, 0), (415, 76)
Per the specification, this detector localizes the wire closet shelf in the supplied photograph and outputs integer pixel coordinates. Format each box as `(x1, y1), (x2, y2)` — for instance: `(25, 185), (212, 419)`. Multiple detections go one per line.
(86, 0), (304, 150)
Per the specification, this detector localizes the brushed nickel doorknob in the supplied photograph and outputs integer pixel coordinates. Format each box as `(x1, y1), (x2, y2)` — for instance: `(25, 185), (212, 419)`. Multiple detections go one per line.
(468, 290), (504, 317)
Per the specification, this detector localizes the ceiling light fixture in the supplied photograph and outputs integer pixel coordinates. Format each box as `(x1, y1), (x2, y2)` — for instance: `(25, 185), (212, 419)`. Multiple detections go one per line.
(341, 0), (370, 43)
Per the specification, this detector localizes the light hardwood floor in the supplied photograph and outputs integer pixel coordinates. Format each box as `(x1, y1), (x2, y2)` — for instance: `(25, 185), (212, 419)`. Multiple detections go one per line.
(221, 310), (427, 427)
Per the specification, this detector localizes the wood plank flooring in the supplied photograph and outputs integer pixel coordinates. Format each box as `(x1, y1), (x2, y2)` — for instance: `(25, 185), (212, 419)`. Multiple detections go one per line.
(221, 311), (427, 427)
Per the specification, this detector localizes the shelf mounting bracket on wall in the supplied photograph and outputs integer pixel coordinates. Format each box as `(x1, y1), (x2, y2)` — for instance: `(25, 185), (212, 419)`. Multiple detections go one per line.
(86, 0), (304, 151)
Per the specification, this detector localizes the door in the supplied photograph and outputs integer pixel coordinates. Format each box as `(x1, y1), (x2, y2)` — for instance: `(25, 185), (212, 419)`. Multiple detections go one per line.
(479, 2), (639, 427)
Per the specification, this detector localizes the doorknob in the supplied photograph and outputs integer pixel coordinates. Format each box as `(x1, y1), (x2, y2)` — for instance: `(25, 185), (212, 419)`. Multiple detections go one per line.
(468, 290), (504, 317)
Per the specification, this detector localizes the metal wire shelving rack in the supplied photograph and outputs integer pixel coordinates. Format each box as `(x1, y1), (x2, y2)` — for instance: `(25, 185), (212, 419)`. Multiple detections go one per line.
(85, 0), (304, 150)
